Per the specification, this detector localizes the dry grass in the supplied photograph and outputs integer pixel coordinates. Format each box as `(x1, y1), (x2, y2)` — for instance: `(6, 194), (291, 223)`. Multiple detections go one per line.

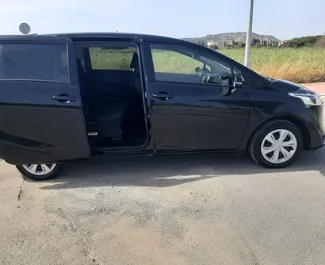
(91, 47), (325, 84)
(90, 48), (136, 70)
(220, 47), (325, 83)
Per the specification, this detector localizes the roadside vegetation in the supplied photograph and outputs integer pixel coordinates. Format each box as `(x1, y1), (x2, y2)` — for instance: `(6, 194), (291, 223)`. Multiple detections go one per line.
(220, 47), (325, 83)
(92, 44), (325, 84)
(193, 34), (325, 83)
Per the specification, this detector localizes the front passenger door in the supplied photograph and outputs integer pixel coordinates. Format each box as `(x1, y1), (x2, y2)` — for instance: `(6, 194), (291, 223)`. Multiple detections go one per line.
(145, 43), (250, 151)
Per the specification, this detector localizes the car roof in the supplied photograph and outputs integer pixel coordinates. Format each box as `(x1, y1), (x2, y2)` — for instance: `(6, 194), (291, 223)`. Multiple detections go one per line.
(0, 32), (187, 44)
(52, 32), (183, 43)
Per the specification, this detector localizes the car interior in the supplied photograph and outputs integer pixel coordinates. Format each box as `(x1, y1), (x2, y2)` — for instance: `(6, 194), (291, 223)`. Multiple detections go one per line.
(75, 44), (147, 149)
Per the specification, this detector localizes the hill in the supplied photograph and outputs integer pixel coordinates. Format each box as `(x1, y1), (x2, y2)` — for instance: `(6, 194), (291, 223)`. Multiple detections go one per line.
(183, 32), (280, 47)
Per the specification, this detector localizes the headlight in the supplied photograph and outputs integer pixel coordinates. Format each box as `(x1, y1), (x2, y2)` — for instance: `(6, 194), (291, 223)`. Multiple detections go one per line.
(288, 92), (323, 108)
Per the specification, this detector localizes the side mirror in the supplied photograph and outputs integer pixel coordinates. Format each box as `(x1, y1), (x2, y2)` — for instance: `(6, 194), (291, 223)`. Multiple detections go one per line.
(195, 66), (204, 74)
(195, 65), (210, 74)
(233, 74), (245, 88)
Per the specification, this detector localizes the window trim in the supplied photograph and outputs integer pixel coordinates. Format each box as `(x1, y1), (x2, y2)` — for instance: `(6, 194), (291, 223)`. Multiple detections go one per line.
(0, 43), (70, 84)
(149, 43), (237, 86)
(147, 77), (236, 88)
(73, 41), (145, 85)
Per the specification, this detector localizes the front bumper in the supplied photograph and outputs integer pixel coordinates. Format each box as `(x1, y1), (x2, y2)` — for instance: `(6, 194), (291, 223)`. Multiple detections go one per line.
(305, 104), (325, 150)
(309, 134), (325, 150)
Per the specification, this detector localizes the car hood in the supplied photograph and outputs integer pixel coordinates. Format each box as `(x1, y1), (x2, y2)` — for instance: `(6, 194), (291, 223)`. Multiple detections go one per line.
(269, 79), (318, 95)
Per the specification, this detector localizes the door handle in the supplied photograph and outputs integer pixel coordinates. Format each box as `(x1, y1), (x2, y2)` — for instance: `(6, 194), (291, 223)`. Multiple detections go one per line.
(152, 92), (173, 100)
(52, 94), (76, 103)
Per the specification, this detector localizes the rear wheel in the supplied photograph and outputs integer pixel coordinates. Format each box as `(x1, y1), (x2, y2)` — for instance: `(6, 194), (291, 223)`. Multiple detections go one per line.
(16, 163), (64, 181)
(249, 120), (303, 168)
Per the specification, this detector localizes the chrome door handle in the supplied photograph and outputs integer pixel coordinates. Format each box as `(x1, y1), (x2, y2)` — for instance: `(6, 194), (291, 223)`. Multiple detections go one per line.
(52, 94), (76, 103)
(152, 92), (173, 100)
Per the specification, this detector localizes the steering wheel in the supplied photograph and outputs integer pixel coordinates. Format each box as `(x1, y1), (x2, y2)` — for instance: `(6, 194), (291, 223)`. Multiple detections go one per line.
(201, 72), (231, 85)
(199, 72), (211, 83)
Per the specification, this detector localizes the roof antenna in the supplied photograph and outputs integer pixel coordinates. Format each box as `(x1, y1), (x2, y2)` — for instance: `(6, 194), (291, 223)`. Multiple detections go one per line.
(19, 23), (31, 35)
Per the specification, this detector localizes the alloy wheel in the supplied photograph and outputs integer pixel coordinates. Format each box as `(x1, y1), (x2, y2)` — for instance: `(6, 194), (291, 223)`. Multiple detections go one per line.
(22, 164), (57, 176)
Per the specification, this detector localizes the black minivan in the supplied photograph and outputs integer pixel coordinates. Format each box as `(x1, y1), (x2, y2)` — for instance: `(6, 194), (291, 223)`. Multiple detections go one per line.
(0, 33), (324, 181)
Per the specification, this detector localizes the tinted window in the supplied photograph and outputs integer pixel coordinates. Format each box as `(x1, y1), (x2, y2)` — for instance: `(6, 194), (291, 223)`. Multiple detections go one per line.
(89, 47), (137, 70)
(151, 44), (236, 86)
(0, 44), (68, 82)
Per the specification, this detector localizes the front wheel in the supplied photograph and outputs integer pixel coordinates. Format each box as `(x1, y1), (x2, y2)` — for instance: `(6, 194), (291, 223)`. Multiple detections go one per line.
(16, 163), (64, 181)
(249, 120), (303, 168)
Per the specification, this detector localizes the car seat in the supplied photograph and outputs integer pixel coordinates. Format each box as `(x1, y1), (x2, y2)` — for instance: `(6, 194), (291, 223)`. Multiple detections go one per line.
(76, 60), (126, 140)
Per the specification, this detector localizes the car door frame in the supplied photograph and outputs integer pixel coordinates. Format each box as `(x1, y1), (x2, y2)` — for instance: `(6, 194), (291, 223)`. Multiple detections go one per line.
(0, 35), (91, 165)
(68, 38), (154, 153)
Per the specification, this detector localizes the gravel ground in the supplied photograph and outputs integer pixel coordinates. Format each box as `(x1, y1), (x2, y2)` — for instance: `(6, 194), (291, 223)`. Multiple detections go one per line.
(1, 149), (325, 265)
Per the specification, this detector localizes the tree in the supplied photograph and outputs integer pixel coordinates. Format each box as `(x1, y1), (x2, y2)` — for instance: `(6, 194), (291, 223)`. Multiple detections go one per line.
(284, 35), (322, 48)
(315, 35), (325, 48)
(195, 40), (208, 47)
(263, 40), (268, 47)
(209, 44), (219, 50)
(252, 38), (259, 46)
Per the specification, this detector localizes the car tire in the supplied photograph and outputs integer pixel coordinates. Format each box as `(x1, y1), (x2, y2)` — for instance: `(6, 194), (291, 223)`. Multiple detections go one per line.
(249, 120), (303, 168)
(16, 163), (64, 181)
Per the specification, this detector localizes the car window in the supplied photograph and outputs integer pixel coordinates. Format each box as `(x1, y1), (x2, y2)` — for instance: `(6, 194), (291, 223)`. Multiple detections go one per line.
(150, 44), (235, 85)
(0, 44), (68, 82)
(151, 49), (211, 74)
(89, 47), (137, 70)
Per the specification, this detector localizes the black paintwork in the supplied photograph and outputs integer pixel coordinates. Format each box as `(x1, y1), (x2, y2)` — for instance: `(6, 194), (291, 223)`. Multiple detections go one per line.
(146, 81), (250, 151)
(239, 79), (325, 151)
(0, 36), (90, 164)
(0, 33), (324, 164)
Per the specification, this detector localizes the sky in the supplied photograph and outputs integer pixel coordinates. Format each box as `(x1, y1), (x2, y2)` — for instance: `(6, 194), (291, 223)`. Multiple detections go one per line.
(0, 0), (324, 40)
